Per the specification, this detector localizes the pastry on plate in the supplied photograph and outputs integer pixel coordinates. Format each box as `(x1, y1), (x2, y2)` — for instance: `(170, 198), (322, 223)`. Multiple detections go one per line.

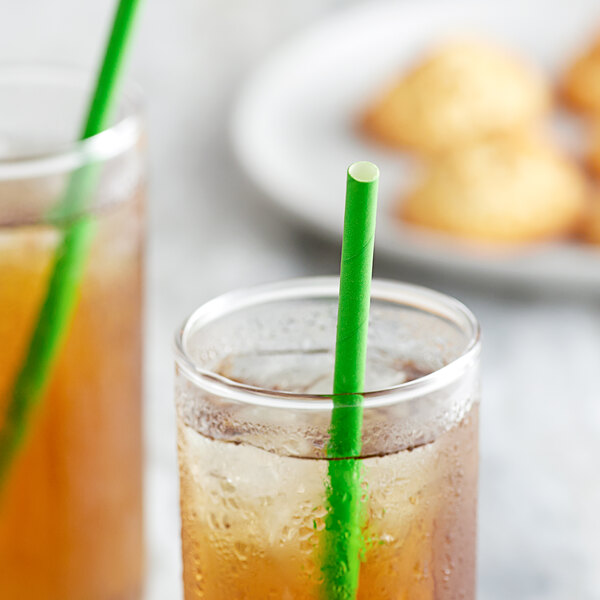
(361, 41), (550, 154)
(586, 122), (600, 176)
(578, 192), (600, 244)
(562, 36), (600, 115)
(401, 135), (588, 243)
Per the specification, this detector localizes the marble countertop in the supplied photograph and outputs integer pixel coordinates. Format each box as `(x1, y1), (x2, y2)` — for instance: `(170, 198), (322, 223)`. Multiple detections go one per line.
(3, 1), (600, 598)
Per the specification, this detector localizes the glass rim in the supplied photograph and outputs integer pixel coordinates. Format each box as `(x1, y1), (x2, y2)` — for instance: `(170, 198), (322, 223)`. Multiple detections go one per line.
(174, 277), (481, 411)
(0, 63), (143, 181)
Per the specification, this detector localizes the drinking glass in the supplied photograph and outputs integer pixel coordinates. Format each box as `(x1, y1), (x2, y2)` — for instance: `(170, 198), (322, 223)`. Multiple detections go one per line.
(0, 65), (145, 599)
(174, 277), (480, 599)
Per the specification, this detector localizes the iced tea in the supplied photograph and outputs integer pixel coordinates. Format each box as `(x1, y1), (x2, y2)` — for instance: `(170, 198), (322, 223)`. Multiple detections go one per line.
(0, 66), (144, 600)
(175, 278), (480, 600)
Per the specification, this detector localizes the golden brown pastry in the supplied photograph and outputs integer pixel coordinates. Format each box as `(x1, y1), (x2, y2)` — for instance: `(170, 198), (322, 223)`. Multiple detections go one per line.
(362, 41), (550, 154)
(401, 136), (588, 243)
(578, 192), (600, 244)
(586, 122), (600, 176)
(562, 37), (600, 115)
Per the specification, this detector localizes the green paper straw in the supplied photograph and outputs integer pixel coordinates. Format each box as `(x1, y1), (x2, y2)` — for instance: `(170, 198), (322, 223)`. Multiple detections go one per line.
(0, 0), (143, 492)
(321, 161), (379, 600)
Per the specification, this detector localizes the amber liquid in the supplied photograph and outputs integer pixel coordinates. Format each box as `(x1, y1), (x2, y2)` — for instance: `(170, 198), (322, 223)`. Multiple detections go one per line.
(178, 404), (478, 599)
(0, 196), (144, 599)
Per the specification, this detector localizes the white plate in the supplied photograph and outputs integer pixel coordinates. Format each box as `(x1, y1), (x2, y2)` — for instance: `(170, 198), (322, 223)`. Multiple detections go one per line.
(231, 0), (600, 293)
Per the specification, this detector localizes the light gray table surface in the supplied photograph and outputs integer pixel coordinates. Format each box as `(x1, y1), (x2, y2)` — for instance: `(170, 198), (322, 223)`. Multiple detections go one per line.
(2, 1), (600, 598)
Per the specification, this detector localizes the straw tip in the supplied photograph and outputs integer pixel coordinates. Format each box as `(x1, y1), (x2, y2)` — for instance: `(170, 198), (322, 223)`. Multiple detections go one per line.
(348, 161), (379, 183)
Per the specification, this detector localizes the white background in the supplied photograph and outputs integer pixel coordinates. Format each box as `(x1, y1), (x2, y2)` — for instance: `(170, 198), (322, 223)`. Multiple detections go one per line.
(2, 1), (599, 598)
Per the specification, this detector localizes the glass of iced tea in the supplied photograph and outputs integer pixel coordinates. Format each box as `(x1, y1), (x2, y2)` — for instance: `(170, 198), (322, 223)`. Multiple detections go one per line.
(0, 66), (144, 599)
(174, 277), (480, 599)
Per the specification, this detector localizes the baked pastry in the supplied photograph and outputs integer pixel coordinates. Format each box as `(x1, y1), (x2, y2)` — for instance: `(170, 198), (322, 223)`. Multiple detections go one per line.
(401, 136), (588, 243)
(586, 122), (600, 176)
(562, 37), (600, 115)
(362, 41), (550, 154)
(579, 192), (600, 244)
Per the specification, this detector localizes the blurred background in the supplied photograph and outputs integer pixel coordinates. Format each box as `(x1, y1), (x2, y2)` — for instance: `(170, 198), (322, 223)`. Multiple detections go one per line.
(3, 0), (600, 598)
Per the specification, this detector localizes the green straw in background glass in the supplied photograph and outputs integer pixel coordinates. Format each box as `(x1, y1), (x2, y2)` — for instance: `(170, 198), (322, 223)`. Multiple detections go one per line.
(0, 0), (143, 492)
(321, 161), (379, 600)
